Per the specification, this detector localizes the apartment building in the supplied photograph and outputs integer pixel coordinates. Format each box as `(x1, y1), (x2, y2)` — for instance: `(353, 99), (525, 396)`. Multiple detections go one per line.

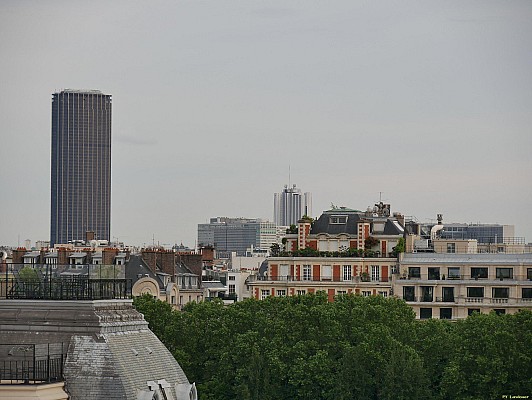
(395, 253), (532, 319)
(248, 256), (396, 301)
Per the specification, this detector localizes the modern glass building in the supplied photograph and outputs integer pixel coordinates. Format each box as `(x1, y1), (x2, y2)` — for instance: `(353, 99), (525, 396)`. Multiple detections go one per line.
(198, 217), (278, 257)
(273, 184), (312, 226)
(50, 89), (112, 246)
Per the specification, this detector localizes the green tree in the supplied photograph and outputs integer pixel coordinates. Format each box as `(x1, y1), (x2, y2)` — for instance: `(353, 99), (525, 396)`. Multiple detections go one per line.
(18, 266), (40, 283)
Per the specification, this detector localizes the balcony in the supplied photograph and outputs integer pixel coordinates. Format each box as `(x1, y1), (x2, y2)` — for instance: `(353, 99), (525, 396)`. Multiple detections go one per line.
(465, 297), (484, 303)
(249, 275), (391, 284)
(0, 344), (65, 385)
(2, 264), (131, 300)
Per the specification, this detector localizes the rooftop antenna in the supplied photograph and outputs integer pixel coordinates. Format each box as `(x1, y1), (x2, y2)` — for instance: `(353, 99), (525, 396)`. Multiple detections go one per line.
(288, 165), (291, 188)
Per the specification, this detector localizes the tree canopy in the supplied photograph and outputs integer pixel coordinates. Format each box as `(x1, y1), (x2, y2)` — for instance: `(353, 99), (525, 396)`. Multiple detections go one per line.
(134, 294), (532, 400)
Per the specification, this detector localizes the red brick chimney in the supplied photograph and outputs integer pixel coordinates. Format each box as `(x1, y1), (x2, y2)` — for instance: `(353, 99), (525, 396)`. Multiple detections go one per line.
(157, 250), (175, 275)
(199, 246), (215, 268)
(141, 249), (158, 273)
(57, 247), (71, 266)
(177, 253), (203, 278)
(102, 248), (119, 265)
(12, 248), (27, 265)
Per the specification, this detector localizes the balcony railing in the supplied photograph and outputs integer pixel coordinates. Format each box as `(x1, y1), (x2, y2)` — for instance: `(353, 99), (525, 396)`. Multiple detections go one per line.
(0, 344), (65, 385)
(403, 296), (532, 305)
(2, 263), (131, 300)
(249, 275), (390, 283)
(3, 278), (131, 300)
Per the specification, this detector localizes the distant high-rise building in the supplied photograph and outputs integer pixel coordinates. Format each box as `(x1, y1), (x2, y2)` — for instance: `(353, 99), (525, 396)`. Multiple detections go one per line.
(198, 217), (278, 257)
(50, 89), (112, 246)
(274, 184), (312, 226)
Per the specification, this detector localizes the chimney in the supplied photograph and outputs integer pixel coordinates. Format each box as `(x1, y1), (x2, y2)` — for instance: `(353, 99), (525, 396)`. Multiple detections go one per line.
(177, 253), (203, 281)
(57, 247), (70, 266)
(157, 250), (175, 275)
(86, 231), (95, 243)
(103, 248), (119, 265)
(199, 246), (215, 266)
(12, 248), (27, 265)
(141, 249), (158, 273)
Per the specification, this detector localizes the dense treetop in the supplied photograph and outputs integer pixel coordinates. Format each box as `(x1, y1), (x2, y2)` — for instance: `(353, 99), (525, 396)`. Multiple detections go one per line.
(134, 294), (532, 400)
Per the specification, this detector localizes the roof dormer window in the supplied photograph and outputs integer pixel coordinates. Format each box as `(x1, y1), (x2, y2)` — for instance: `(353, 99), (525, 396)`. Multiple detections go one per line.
(330, 216), (347, 224)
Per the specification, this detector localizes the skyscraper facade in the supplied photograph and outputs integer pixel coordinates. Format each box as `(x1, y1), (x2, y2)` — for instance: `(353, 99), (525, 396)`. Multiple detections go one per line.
(273, 184), (312, 226)
(50, 89), (112, 245)
(198, 217), (278, 257)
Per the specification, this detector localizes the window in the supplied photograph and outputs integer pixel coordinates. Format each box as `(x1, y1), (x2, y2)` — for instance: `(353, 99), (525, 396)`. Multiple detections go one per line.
(440, 308), (452, 319)
(468, 308), (480, 316)
(421, 286), (434, 302)
(467, 287), (484, 298)
(228, 284), (235, 295)
(378, 291), (388, 298)
(303, 265), (311, 281)
(494, 309), (506, 315)
(527, 268), (532, 280)
(276, 289), (286, 297)
(447, 243), (456, 253)
(371, 265), (380, 282)
(496, 268), (513, 279)
(522, 288), (532, 299)
(261, 289), (270, 300)
(280, 264), (289, 280)
(228, 275), (235, 281)
(442, 287), (455, 302)
(428, 267), (440, 280)
(448, 267), (461, 279)
(322, 265), (332, 280)
(408, 267), (421, 279)
(403, 286), (415, 301)
(362, 291), (372, 297)
(330, 216), (347, 224)
(471, 267), (488, 279)
(296, 289), (306, 296)
(492, 287), (509, 298)
(337, 290), (347, 295)
(343, 265), (352, 281)
(420, 308), (432, 319)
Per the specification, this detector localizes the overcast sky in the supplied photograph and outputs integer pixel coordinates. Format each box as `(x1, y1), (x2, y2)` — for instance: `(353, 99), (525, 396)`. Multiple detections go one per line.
(1, 1), (531, 248)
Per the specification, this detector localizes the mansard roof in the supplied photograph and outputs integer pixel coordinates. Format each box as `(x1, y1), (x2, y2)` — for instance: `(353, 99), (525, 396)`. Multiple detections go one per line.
(126, 254), (165, 289)
(311, 212), (361, 235)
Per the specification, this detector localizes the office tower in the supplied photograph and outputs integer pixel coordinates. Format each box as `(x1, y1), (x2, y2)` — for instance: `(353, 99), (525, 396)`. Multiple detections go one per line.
(50, 89), (112, 246)
(274, 184), (312, 226)
(198, 217), (278, 257)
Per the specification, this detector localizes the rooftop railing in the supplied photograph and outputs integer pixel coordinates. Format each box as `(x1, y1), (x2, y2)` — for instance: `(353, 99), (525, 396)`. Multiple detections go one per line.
(1, 263), (131, 300)
(0, 343), (65, 385)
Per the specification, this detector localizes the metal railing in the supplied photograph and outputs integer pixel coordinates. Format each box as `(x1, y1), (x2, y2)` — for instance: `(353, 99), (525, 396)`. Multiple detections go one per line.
(0, 343), (65, 385)
(402, 296), (532, 304)
(249, 275), (390, 283)
(2, 263), (132, 300)
(3, 277), (132, 300)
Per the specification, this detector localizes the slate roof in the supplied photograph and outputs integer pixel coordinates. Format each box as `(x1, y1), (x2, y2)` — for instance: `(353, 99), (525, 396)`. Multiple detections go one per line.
(311, 212), (361, 235)
(310, 209), (405, 236)
(0, 299), (193, 399)
(126, 255), (164, 289)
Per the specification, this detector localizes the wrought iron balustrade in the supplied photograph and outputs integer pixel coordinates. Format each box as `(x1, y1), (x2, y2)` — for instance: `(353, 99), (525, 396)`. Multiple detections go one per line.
(0, 344), (65, 385)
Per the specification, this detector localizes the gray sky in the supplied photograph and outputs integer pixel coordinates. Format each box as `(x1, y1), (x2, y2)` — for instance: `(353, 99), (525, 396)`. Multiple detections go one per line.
(1, 0), (531, 247)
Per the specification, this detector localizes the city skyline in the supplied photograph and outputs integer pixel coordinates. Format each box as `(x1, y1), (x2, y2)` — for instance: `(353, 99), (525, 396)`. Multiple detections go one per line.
(1, 1), (531, 247)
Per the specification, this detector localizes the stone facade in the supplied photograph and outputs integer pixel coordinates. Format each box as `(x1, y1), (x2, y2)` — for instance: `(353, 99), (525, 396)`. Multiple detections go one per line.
(0, 299), (197, 400)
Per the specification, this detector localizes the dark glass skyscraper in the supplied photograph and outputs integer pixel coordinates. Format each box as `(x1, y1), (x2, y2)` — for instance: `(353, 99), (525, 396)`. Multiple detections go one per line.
(50, 89), (112, 245)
